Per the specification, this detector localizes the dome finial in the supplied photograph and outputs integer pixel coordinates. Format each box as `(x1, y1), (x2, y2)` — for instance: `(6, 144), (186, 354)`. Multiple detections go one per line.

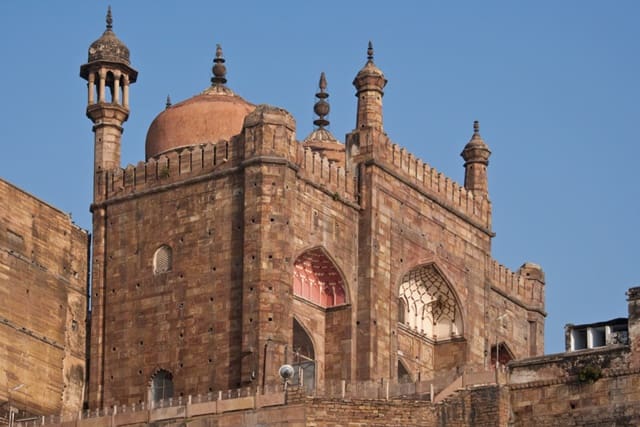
(165, 95), (172, 109)
(473, 120), (480, 136)
(313, 72), (330, 129)
(367, 41), (374, 62)
(211, 43), (228, 86)
(106, 6), (113, 31)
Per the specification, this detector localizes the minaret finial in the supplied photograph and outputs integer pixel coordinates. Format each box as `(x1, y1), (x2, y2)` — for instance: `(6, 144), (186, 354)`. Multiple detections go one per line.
(313, 72), (330, 129)
(106, 6), (113, 31)
(211, 43), (228, 85)
(367, 41), (374, 62)
(166, 95), (172, 109)
(473, 120), (480, 136)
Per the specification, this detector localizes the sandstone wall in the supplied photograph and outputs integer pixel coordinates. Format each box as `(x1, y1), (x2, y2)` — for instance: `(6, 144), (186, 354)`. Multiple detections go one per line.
(0, 179), (88, 416)
(509, 346), (640, 426)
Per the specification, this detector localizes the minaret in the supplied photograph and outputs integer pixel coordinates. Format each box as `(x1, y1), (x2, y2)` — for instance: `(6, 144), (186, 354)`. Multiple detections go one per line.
(353, 41), (387, 130)
(80, 6), (138, 180)
(461, 121), (491, 198)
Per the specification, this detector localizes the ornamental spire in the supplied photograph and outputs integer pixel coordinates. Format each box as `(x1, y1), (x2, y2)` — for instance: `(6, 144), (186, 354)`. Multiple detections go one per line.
(367, 40), (374, 62)
(313, 72), (330, 129)
(106, 6), (113, 31)
(211, 44), (227, 85)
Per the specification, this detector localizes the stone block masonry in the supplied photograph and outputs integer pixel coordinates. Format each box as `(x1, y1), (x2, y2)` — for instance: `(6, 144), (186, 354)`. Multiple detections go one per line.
(0, 178), (89, 417)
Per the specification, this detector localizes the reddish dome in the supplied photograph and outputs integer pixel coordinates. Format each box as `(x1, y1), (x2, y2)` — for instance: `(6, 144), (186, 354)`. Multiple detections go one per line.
(145, 86), (255, 159)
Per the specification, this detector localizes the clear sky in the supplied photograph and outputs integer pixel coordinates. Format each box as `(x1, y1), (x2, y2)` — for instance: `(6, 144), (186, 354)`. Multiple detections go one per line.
(0, 1), (638, 355)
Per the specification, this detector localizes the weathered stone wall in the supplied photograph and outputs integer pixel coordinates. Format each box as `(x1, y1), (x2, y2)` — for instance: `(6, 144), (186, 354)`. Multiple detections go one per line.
(509, 346), (640, 426)
(93, 173), (245, 405)
(0, 179), (88, 416)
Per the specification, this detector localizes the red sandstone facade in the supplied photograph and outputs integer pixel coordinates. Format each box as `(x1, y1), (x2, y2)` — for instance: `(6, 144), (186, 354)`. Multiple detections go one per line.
(80, 10), (545, 409)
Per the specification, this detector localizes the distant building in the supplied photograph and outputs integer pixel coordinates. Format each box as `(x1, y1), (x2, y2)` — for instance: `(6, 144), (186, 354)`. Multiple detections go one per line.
(565, 318), (629, 351)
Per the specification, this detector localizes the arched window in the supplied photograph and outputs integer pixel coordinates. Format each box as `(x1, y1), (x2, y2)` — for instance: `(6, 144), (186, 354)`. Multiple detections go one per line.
(151, 370), (173, 402)
(293, 248), (346, 308)
(398, 264), (463, 341)
(398, 298), (406, 324)
(153, 245), (172, 275)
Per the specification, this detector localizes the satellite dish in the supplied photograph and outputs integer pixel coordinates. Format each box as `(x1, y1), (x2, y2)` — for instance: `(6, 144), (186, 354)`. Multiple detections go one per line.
(279, 364), (294, 380)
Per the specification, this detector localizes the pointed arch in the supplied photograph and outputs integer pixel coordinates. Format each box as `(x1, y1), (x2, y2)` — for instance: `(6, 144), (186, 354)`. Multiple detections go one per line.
(292, 318), (316, 393)
(149, 369), (173, 402)
(293, 247), (347, 308)
(397, 263), (464, 341)
(397, 359), (412, 383)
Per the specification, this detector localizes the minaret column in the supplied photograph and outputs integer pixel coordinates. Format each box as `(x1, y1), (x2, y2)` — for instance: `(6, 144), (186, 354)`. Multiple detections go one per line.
(122, 75), (130, 108)
(113, 70), (121, 104)
(87, 72), (95, 104)
(97, 68), (106, 103)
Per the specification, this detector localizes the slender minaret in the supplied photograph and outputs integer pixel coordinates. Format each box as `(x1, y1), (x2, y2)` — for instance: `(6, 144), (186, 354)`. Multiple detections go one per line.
(80, 7), (138, 181)
(80, 7), (137, 409)
(353, 41), (387, 130)
(461, 121), (491, 198)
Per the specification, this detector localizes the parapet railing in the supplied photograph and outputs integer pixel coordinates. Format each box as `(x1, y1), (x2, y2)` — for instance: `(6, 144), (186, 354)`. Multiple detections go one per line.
(17, 371), (501, 426)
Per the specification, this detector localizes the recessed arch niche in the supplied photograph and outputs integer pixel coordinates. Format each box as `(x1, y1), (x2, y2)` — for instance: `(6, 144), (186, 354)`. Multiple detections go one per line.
(292, 248), (346, 308)
(398, 264), (463, 341)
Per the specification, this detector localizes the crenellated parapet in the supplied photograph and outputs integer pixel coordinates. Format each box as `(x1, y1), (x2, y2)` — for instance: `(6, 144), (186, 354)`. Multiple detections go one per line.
(296, 145), (357, 202)
(487, 257), (545, 312)
(96, 140), (241, 200)
(367, 133), (492, 230)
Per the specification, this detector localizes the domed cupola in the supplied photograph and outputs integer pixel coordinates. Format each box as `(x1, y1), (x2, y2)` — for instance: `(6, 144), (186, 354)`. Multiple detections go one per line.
(145, 44), (255, 159)
(353, 41), (387, 131)
(87, 6), (131, 65)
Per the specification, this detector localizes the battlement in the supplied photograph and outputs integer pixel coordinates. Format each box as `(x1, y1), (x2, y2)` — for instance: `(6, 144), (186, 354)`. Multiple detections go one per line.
(98, 140), (242, 200)
(296, 145), (357, 202)
(487, 257), (545, 311)
(371, 134), (491, 230)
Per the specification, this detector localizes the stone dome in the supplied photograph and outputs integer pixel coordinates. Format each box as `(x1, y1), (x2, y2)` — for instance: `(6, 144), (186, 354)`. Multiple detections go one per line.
(145, 86), (255, 159)
(87, 7), (130, 65)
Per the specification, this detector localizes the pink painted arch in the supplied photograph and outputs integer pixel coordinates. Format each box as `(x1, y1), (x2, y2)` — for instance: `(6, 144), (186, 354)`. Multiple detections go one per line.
(293, 248), (346, 308)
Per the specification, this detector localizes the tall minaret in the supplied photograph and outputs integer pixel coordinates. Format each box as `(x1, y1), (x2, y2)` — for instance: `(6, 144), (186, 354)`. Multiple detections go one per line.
(353, 41), (387, 130)
(80, 7), (137, 181)
(461, 121), (491, 198)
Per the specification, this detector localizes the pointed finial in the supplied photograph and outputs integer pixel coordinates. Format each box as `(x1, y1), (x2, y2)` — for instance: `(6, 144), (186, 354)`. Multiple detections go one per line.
(473, 120), (480, 135)
(106, 6), (113, 31)
(165, 95), (172, 109)
(211, 43), (228, 85)
(367, 41), (374, 62)
(319, 72), (327, 92)
(313, 72), (330, 129)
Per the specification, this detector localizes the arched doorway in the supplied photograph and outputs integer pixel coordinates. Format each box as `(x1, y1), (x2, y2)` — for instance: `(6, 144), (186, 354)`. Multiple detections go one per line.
(292, 319), (316, 393)
(150, 369), (173, 403)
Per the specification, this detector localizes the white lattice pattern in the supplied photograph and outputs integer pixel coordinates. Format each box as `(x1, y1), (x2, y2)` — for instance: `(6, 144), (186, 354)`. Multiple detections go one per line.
(398, 264), (462, 340)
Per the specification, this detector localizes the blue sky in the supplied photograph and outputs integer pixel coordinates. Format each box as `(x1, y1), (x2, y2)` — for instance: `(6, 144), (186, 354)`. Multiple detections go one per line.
(0, 1), (638, 354)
